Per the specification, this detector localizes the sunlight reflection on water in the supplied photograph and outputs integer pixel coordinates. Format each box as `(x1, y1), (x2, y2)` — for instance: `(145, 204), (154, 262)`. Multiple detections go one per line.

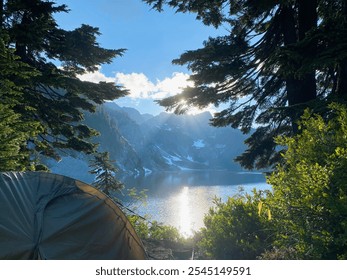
(178, 186), (192, 237)
(124, 171), (269, 237)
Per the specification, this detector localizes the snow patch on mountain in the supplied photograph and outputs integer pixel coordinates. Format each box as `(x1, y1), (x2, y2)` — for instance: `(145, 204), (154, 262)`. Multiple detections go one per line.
(47, 104), (249, 178)
(163, 154), (182, 165)
(144, 167), (153, 176)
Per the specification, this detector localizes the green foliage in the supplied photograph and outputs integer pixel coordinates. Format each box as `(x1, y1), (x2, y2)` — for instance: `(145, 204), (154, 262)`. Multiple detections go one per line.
(258, 246), (300, 260)
(1, 0), (128, 163)
(0, 104), (35, 170)
(267, 103), (347, 259)
(0, 38), (42, 171)
(144, 0), (347, 169)
(89, 153), (149, 233)
(198, 189), (273, 259)
(121, 187), (148, 213)
(148, 221), (182, 242)
(129, 215), (183, 243)
(89, 152), (124, 196)
(128, 215), (151, 240)
(197, 103), (347, 260)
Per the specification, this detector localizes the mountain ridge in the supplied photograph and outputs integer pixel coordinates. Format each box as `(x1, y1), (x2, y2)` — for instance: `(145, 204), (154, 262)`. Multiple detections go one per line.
(47, 103), (248, 183)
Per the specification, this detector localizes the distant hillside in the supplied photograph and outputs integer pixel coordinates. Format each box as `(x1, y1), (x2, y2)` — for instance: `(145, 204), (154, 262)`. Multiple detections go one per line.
(46, 103), (249, 183)
(104, 102), (248, 172)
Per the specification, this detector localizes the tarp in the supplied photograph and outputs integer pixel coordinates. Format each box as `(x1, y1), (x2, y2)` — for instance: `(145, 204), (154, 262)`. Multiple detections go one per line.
(0, 171), (146, 260)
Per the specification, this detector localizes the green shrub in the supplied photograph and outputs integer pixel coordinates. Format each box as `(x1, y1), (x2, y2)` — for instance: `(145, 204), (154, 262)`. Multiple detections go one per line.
(129, 215), (183, 242)
(198, 189), (273, 259)
(267, 103), (347, 259)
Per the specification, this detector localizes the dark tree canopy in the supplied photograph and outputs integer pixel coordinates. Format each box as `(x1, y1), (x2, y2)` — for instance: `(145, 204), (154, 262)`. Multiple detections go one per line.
(144, 0), (347, 169)
(0, 0), (127, 166)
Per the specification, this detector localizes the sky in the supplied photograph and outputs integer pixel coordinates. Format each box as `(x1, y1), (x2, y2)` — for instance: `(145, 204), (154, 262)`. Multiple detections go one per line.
(54, 0), (226, 115)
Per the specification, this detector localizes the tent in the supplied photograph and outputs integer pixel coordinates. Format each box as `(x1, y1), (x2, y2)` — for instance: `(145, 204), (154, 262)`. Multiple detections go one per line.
(0, 171), (146, 259)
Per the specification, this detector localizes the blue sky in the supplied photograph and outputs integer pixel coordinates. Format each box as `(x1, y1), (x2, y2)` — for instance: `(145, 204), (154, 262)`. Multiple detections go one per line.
(54, 0), (226, 115)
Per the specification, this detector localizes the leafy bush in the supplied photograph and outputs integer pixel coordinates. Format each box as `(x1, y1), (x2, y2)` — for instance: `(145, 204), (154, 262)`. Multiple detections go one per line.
(129, 215), (183, 243)
(197, 189), (274, 259)
(198, 103), (347, 260)
(267, 103), (347, 259)
(258, 246), (300, 260)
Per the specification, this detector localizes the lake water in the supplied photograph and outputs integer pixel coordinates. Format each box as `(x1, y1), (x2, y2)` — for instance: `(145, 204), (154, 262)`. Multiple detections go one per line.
(122, 171), (270, 237)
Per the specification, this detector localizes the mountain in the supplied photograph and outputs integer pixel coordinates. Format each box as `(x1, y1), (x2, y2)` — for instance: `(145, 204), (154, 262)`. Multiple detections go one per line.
(101, 102), (247, 172)
(45, 106), (145, 182)
(139, 111), (247, 171)
(46, 103), (248, 183)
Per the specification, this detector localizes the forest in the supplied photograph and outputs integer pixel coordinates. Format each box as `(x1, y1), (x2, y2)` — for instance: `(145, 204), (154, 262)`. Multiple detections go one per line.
(0, 0), (347, 259)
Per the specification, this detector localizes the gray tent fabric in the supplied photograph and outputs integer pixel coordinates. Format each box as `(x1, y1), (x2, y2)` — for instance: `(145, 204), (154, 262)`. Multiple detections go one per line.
(0, 171), (146, 260)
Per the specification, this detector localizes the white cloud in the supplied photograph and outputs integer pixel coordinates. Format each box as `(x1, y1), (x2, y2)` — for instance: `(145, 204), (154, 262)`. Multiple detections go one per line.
(78, 69), (217, 115)
(77, 69), (219, 115)
(115, 72), (194, 100)
(77, 67), (115, 83)
(153, 72), (194, 99)
(114, 72), (156, 99)
(78, 68), (194, 100)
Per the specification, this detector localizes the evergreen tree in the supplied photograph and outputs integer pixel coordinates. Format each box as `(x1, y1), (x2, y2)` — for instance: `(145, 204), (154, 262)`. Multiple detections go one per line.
(0, 38), (42, 170)
(0, 0), (127, 162)
(89, 152), (124, 197)
(144, 0), (347, 169)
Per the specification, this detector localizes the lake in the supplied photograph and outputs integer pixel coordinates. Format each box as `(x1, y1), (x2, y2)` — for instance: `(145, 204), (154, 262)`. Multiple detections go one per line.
(122, 171), (270, 237)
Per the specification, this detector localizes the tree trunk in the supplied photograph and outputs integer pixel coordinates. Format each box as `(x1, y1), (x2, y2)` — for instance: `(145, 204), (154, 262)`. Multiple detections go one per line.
(15, 10), (30, 62)
(281, 1), (318, 132)
(296, 0), (317, 104)
(281, 5), (301, 131)
(0, 0), (3, 31)
(337, 0), (347, 99)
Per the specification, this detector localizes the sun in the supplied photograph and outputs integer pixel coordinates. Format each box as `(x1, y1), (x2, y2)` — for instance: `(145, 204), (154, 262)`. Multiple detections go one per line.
(176, 98), (214, 115)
